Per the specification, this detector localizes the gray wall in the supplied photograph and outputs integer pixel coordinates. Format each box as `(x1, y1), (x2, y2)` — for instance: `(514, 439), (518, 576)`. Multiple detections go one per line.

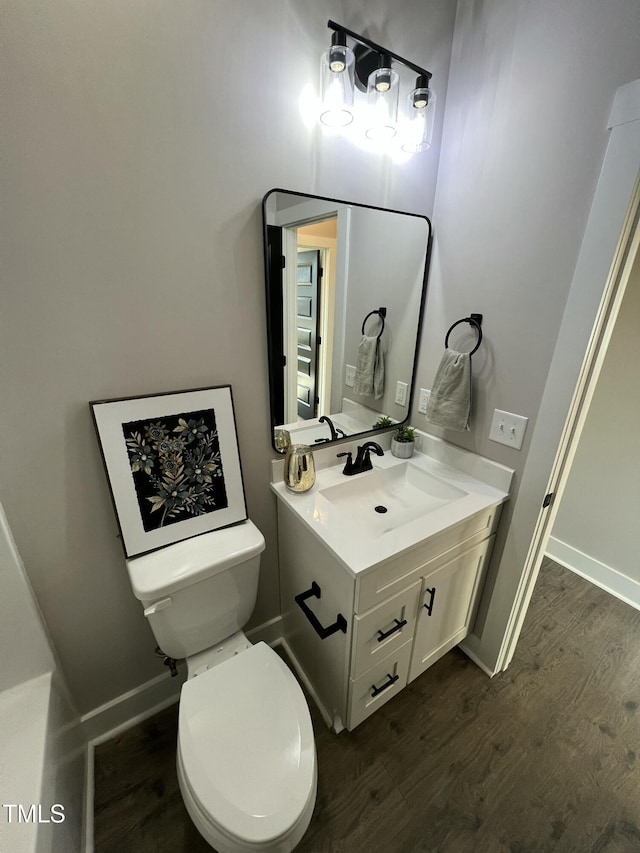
(342, 211), (428, 419)
(411, 0), (640, 665)
(1, 0), (457, 714)
(549, 253), (640, 588)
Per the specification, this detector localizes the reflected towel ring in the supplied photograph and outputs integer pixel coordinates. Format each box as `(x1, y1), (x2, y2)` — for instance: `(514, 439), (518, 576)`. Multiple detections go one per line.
(362, 307), (387, 339)
(445, 314), (483, 356)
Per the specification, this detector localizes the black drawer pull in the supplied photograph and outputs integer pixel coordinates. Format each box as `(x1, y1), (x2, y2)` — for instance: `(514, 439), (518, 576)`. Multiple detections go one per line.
(423, 587), (436, 616)
(295, 581), (347, 640)
(376, 618), (408, 642)
(370, 673), (399, 697)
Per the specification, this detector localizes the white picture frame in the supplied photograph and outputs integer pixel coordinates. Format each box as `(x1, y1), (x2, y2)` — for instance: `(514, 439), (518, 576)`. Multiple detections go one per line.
(90, 385), (247, 558)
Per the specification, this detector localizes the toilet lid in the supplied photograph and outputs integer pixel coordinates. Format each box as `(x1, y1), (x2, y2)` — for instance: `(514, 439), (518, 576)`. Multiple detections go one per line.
(178, 643), (316, 845)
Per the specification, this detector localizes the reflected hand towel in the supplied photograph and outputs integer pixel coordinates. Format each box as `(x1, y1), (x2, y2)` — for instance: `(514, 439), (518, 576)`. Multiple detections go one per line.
(353, 335), (385, 400)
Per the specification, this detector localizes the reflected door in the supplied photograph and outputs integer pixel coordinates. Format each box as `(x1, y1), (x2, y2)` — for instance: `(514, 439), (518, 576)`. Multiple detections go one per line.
(296, 250), (322, 420)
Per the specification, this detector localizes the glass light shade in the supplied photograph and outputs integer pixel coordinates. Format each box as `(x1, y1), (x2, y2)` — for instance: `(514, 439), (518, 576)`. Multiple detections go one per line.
(401, 87), (435, 153)
(319, 45), (355, 128)
(365, 67), (399, 140)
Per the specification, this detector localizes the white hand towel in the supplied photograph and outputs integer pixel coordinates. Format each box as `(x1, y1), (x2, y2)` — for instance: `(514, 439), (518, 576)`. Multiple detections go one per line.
(425, 349), (471, 431)
(353, 335), (385, 400)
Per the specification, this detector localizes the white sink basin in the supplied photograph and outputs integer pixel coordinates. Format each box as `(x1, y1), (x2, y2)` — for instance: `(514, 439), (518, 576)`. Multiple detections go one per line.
(316, 462), (467, 536)
(271, 436), (513, 575)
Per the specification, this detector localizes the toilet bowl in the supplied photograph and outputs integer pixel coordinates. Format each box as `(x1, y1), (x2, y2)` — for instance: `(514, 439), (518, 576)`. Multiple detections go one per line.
(177, 642), (317, 853)
(125, 520), (317, 852)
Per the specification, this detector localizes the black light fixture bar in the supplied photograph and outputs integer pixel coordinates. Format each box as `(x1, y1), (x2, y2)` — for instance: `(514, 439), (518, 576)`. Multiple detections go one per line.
(327, 19), (432, 82)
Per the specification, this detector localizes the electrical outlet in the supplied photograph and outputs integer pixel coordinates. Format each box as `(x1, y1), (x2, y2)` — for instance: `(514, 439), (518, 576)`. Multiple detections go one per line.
(395, 380), (408, 407)
(489, 409), (528, 450)
(418, 388), (431, 414)
(345, 364), (355, 387)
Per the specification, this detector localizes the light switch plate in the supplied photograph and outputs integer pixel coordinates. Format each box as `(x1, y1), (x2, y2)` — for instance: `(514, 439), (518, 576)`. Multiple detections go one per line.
(345, 364), (355, 387)
(395, 381), (408, 407)
(418, 388), (430, 414)
(489, 409), (528, 450)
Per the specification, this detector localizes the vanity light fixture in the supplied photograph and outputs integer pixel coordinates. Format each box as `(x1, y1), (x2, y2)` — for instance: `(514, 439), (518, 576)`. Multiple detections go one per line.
(319, 20), (434, 154)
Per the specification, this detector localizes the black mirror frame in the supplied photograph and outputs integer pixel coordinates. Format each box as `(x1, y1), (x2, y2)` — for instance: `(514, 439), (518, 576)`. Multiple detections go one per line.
(262, 188), (433, 453)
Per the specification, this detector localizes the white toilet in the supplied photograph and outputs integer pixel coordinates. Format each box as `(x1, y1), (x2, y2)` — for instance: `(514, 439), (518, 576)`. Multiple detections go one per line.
(125, 520), (317, 853)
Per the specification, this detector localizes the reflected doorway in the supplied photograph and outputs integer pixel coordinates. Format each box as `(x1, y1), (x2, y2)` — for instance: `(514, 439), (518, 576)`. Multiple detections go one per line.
(286, 216), (337, 424)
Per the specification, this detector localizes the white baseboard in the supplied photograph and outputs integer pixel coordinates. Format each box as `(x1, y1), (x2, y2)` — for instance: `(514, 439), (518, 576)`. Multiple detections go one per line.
(458, 636), (498, 677)
(546, 536), (640, 612)
(81, 669), (185, 746)
(274, 637), (341, 732)
(247, 614), (283, 647)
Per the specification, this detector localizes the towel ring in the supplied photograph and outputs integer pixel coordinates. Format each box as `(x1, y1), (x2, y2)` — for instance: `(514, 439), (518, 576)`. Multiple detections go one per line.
(362, 308), (386, 339)
(445, 315), (483, 356)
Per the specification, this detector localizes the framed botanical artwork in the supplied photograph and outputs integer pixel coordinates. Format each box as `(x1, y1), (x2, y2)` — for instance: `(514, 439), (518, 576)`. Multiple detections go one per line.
(90, 385), (247, 558)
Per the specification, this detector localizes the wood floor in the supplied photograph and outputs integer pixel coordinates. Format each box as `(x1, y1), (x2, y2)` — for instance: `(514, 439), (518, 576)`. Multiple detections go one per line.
(93, 559), (640, 852)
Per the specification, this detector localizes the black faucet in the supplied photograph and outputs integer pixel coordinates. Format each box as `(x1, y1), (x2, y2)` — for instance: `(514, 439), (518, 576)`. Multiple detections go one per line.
(337, 441), (384, 476)
(317, 415), (347, 442)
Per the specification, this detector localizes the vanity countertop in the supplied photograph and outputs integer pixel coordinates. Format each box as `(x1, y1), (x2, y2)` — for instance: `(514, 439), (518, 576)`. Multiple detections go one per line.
(270, 432), (513, 577)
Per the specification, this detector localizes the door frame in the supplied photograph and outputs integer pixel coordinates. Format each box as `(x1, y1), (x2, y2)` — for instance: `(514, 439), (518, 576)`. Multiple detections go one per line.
(297, 237), (337, 417)
(491, 79), (640, 673)
(273, 199), (351, 424)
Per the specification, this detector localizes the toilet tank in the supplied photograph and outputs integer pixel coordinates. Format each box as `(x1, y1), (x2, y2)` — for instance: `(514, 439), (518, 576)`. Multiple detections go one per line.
(125, 520), (265, 660)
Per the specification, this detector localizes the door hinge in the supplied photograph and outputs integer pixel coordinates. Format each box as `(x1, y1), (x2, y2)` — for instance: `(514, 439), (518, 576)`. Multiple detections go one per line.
(281, 255), (286, 269)
(542, 493), (554, 508)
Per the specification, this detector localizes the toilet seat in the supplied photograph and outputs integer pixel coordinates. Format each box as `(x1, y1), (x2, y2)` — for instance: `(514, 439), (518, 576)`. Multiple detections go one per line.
(177, 642), (316, 851)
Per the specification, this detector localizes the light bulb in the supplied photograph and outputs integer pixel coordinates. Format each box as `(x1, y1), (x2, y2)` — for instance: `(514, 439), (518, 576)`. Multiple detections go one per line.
(329, 52), (346, 73)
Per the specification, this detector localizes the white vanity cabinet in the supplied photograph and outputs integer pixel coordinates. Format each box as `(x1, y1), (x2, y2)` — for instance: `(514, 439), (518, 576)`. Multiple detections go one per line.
(277, 499), (500, 732)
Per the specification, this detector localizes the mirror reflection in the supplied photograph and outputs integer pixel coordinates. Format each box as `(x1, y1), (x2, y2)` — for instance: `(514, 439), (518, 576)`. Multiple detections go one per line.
(263, 189), (431, 452)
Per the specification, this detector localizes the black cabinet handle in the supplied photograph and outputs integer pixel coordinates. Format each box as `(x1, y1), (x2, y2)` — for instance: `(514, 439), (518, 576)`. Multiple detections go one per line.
(370, 673), (399, 697)
(423, 587), (436, 616)
(376, 618), (407, 642)
(295, 581), (347, 640)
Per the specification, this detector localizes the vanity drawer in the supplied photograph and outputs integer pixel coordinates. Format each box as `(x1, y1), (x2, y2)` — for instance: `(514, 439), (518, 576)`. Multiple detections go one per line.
(347, 640), (412, 730)
(350, 580), (421, 679)
(355, 504), (500, 613)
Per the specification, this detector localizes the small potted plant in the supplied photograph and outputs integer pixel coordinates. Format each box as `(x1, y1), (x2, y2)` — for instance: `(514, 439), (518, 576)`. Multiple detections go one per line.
(373, 415), (393, 429)
(391, 425), (416, 458)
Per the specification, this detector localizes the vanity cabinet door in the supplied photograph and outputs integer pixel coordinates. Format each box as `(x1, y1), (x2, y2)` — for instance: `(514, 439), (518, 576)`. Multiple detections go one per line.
(347, 640), (412, 730)
(350, 580), (421, 679)
(408, 537), (494, 683)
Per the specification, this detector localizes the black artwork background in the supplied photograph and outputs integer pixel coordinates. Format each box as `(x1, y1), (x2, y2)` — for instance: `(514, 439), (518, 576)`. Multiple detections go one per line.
(122, 407), (228, 532)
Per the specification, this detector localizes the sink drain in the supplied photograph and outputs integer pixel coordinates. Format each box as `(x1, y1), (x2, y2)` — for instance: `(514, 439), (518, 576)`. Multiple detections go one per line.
(374, 505), (388, 514)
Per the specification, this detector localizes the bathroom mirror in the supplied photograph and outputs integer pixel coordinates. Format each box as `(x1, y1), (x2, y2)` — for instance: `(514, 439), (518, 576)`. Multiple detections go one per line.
(263, 189), (432, 453)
